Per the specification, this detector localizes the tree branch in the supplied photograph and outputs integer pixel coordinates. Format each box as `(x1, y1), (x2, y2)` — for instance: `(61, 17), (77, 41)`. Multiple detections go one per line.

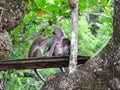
(0, 55), (89, 71)
(19, 16), (65, 42)
(90, 12), (112, 18)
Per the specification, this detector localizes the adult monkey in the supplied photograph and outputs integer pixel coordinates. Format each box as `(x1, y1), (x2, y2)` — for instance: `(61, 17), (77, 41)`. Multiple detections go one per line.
(28, 27), (70, 82)
(53, 37), (70, 72)
(28, 36), (53, 83)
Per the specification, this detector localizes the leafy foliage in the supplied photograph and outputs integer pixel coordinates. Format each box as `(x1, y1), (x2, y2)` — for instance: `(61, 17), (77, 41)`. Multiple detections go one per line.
(2, 0), (114, 90)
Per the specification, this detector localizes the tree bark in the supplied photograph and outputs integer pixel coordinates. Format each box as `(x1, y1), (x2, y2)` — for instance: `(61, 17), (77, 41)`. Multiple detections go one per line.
(42, 0), (120, 90)
(0, 0), (27, 31)
(0, 79), (4, 90)
(0, 0), (27, 89)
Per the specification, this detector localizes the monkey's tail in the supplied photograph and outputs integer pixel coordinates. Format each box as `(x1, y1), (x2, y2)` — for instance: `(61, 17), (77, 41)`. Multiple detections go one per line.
(59, 67), (65, 72)
(34, 69), (46, 83)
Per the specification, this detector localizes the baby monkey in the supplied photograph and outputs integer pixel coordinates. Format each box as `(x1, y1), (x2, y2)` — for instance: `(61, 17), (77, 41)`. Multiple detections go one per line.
(62, 38), (70, 55)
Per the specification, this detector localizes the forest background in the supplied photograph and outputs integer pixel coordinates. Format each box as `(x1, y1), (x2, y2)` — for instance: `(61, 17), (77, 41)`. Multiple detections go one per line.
(1, 0), (114, 90)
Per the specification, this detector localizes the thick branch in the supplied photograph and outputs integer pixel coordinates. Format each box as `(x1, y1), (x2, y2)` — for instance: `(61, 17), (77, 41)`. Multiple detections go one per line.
(0, 55), (89, 71)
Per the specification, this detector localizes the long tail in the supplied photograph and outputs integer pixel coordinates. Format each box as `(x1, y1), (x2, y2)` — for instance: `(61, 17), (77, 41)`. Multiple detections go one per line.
(59, 67), (65, 72)
(34, 69), (46, 83)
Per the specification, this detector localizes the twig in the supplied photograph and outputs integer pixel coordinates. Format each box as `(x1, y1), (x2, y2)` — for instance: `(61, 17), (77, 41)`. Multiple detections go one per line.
(90, 12), (112, 18)
(19, 16), (65, 42)
(0, 11), (3, 24)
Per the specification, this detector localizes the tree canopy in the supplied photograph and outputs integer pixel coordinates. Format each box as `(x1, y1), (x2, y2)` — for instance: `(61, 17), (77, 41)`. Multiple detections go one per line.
(0, 0), (115, 90)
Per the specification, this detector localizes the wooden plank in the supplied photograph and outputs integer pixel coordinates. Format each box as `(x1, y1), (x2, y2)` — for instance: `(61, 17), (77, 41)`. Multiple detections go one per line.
(0, 55), (90, 71)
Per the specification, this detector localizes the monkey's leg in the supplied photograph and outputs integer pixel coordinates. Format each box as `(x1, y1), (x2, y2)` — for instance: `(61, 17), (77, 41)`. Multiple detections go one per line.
(59, 67), (65, 73)
(34, 69), (46, 83)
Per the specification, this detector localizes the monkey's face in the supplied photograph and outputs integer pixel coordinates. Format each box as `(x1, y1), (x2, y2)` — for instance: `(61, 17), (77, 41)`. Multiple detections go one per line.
(62, 38), (70, 47)
(53, 27), (64, 37)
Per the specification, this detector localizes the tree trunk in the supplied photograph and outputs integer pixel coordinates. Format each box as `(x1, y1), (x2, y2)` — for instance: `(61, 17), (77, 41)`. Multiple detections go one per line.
(0, 0), (27, 31)
(68, 0), (78, 74)
(0, 0), (27, 89)
(42, 0), (120, 90)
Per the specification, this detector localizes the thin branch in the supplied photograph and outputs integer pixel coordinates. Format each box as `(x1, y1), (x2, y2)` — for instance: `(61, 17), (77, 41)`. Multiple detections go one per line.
(68, 0), (79, 74)
(90, 12), (112, 18)
(0, 11), (3, 28)
(19, 16), (65, 42)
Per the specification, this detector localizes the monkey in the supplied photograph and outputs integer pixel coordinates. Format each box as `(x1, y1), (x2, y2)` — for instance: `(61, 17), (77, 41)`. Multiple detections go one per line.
(52, 38), (70, 72)
(62, 38), (70, 55)
(52, 27), (69, 56)
(51, 28), (71, 73)
(28, 27), (69, 82)
(28, 36), (45, 58)
(62, 38), (70, 72)
(53, 38), (70, 56)
(28, 35), (55, 83)
(46, 27), (68, 72)
(48, 27), (66, 56)
(29, 33), (67, 82)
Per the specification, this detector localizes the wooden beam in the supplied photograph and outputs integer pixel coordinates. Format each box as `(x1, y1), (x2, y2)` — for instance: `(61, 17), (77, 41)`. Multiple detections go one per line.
(0, 55), (90, 71)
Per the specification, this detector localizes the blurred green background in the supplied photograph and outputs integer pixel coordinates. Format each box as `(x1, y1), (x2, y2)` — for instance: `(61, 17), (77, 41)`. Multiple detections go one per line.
(2, 0), (113, 90)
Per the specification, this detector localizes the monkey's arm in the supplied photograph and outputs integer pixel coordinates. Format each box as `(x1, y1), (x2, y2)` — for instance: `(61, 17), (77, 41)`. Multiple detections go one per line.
(39, 35), (56, 56)
(40, 35), (55, 46)
(48, 41), (57, 56)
